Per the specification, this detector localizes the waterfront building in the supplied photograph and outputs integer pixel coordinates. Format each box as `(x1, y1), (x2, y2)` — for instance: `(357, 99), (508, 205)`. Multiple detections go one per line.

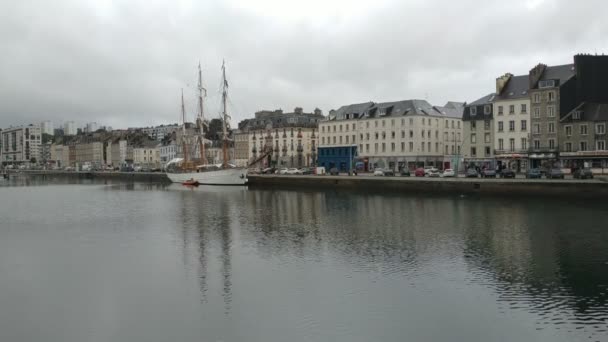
(159, 139), (177, 165)
(0, 125), (42, 165)
(40, 142), (52, 165)
(528, 63), (576, 169)
(74, 142), (104, 167)
(132, 141), (161, 168)
(41, 121), (54, 135)
(462, 93), (496, 170)
(241, 107), (323, 168)
(142, 124), (180, 141)
(50, 144), (70, 168)
(492, 73), (531, 173)
(233, 130), (249, 167)
(63, 121), (77, 136)
(317, 145), (358, 172)
(108, 139), (128, 167)
(319, 99), (464, 172)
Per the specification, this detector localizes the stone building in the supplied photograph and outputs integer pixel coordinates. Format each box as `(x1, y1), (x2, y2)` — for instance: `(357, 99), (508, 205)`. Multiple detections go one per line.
(462, 93), (496, 170)
(233, 130), (249, 167)
(0, 125), (42, 165)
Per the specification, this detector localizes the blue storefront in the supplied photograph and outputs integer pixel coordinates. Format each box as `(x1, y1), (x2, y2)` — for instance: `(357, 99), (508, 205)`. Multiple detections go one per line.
(317, 145), (358, 172)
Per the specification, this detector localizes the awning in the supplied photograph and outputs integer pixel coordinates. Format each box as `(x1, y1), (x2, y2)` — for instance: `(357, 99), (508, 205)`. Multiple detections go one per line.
(529, 153), (556, 159)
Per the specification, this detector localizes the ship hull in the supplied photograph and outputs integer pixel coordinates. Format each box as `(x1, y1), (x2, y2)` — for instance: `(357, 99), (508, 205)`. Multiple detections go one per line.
(167, 168), (247, 185)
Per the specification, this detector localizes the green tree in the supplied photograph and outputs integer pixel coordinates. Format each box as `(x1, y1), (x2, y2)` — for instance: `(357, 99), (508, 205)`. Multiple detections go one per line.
(30, 157), (37, 164)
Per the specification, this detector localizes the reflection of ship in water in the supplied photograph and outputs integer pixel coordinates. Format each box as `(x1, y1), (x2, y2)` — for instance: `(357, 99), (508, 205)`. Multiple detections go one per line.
(174, 186), (245, 312)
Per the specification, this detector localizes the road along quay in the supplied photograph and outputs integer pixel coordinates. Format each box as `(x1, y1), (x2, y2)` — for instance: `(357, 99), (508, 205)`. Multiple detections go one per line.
(247, 174), (608, 199)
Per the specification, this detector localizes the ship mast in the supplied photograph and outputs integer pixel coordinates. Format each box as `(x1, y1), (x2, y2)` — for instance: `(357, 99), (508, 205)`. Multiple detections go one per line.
(181, 88), (189, 164)
(197, 62), (208, 164)
(221, 60), (231, 169)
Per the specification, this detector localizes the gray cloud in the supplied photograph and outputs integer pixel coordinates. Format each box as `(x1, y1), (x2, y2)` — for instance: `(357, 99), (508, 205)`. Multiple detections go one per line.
(1, 0), (607, 129)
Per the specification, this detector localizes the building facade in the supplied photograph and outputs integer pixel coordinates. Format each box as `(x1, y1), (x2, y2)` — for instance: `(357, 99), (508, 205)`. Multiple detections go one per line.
(319, 99), (464, 172)
(41, 121), (54, 135)
(159, 140), (177, 165)
(559, 103), (608, 170)
(74, 142), (104, 166)
(528, 64), (576, 169)
(133, 143), (161, 167)
(1, 125), (42, 165)
(63, 121), (77, 136)
(233, 131), (249, 167)
(492, 74), (531, 172)
(462, 93), (496, 170)
(50, 144), (70, 168)
(142, 124), (180, 141)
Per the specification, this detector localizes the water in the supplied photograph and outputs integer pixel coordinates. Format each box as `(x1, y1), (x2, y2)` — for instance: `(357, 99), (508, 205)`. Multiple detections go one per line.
(1, 177), (607, 342)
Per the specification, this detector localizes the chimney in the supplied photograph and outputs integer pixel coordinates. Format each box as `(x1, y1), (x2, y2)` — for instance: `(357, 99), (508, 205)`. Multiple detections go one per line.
(528, 63), (546, 89)
(294, 107), (303, 114)
(496, 73), (513, 94)
(314, 108), (322, 116)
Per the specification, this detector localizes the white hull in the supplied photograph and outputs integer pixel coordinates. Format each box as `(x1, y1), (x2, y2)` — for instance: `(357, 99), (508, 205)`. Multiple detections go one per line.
(167, 168), (247, 185)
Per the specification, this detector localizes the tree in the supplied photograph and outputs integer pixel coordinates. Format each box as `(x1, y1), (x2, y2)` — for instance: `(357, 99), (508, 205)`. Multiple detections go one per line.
(41, 133), (54, 144)
(205, 118), (224, 141)
(30, 157), (37, 164)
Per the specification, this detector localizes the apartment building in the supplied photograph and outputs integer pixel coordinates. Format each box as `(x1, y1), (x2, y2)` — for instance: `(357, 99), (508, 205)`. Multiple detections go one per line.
(528, 63), (576, 169)
(319, 99), (464, 172)
(233, 130), (250, 167)
(462, 93), (495, 169)
(1, 125), (42, 165)
(133, 142), (161, 167)
(74, 142), (104, 166)
(493, 74), (531, 172)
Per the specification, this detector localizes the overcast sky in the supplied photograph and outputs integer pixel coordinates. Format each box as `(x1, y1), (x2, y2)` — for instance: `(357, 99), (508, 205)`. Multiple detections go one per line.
(1, 0), (606, 129)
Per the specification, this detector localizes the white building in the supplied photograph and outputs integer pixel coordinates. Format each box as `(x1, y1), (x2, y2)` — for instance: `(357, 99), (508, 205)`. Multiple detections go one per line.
(41, 121), (54, 135)
(85, 122), (99, 133)
(63, 121), (77, 136)
(141, 124), (180, 141)
(319, 100), (464, 172)
(159, 140), (177, 165)
(108, 140), (127, 167)
(1, 125), (42, 165)
(493, 73), (531, 172)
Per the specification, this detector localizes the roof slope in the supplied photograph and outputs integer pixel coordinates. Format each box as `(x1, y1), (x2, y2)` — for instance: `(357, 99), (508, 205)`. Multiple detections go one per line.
(495, 75), (529, 101)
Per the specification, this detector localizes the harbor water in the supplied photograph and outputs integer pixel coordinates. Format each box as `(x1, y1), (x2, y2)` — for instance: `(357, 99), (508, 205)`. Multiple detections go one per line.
(0, 177), (607, 342)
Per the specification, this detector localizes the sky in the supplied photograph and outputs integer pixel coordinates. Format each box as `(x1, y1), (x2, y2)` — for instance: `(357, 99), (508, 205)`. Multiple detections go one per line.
(1, 0), (607, 130)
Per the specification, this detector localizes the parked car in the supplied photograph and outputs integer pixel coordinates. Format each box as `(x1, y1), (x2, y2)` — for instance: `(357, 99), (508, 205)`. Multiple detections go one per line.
(262, 167), (276, 174)
(414, 168), (425, 177)
(424, 166), (439, 176)
(329, 167), (339, 176)
(383, 169), (395, 176)
(300, 167), (314, 175)
(428, 169), (441, 177)
(548, 168), (565, 179)
(465, 168), (479, 178)
(481, 169), (497, 178)
(278, 168), (289, 175)
(526, 168), (542, 179)
(441, 169), (455, 177)
(500, 169), (516, 178)
(121, 166), (134, 172)
(133, 165), (142, 172)
(285, 168), (299, 175)
(573, 168), (594, 179)
(400, 168), (411, 177)
(150, 167), (162, 172)
(373, 168), (385, 176)
(248, 168), (261, 174)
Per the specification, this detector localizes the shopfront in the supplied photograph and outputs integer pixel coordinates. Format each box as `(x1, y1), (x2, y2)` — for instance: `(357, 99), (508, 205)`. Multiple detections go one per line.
(495, 153), (528, 173)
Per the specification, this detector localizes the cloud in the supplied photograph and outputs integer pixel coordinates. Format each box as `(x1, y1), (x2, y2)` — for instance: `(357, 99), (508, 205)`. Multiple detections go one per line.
(1, 0), (607, 129)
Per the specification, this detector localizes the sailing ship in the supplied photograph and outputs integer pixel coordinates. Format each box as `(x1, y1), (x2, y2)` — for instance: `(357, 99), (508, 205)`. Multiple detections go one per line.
(166, 61), (247, 185)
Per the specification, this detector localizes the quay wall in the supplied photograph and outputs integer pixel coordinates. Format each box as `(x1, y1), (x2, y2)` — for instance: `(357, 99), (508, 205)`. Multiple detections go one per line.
(248, 175), (608, 199)
(11, 170), (171, 183)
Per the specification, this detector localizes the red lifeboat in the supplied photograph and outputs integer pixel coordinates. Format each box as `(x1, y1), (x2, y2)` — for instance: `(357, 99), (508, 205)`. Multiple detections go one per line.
(182, 178), (200, 186)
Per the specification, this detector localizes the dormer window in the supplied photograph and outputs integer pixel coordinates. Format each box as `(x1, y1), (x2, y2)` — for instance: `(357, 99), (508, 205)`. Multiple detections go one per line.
(573, 111), (582, 120)
(539, 80), (555, 89)
(470, 107), (477, 116)
(484, 105), (491, 114)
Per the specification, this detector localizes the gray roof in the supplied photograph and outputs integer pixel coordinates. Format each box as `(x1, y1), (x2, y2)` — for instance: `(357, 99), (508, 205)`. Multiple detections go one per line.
(495, 75), (529, 101)
(444, 101), (465, 110)
(361, 99), (443, 118)
(328, 102), (374, 120)
(434, 104), (464, 119)
(468, 93), (496, 106)
(539, 64), (576, 85)
(561, 102), (608, 122)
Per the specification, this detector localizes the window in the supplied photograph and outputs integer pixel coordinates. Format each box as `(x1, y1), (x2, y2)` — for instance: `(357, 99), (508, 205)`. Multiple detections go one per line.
(374, 143), (378, 153)
(409, 130), (414, 138)
(533, 93), (541, 103)
(391, 131), (395, 139)
(471, 121), (476, 129)
(435, 131), (438, 139)
(409, 142), (413, 152)
(345, 124), (348, 132)
(580, 125), (588, 135)
(382, 143), (385, 152)
(565, 142), (572, 152)
(428, 142), (431, 152)
(382, 120), (386, 127)
(421, 142), (425, 152)
(422, 130), (425, 138)
(533, 124), (540, 134)
(366, 133), (370, 140)
(565, 125), (572, 136)
(548, 91), (555, 102)
(498, 106), (503, 115)
(339, 136), (343, 144)
(458, 121), (461, 129)
(573, 111), (581, 120)
(451, 121), (455, 129)
(333, 137), (336, 144)
(375, 121), (378, 127)
(333, 125), (336, 132)
(321, 126), (325, 133)
(509, 138), (515, 151)
(521, 104), (527, 113)
(521, 120), (527, 131)
(391, 143), (395, 152)
(401, 142), (405, 152)
(509, 121), (515, 132)
(401, 119), (405, 126)
(596, 123), (606, 134)
(345, 135), (349, 143)
(598, 140), (606, 150)
(367, 122), (370, 128)
(435, 142), (439, 152)
(401, 131), (405, 138)
(471, 133), (476, 143)
(484, 105), (491, 114)
(547, 106), (555, 118)
(470, 107), (477, 116)
(484, 120), (491, 130)
(375, 132), (379, 140)
(539, 80), (555, 88)
(391, 119), (395, 127)
(485, 146), (491, 156)
(409, 118), (413, 125)
(470, 147), (477, 157)
(498, 121), (504, 132)
(521, 138), (527, 150)
(352, 123), (355, 130)
(509, 105), (515, 114)
(548, 122), (555, 133)
(498, 138), (504, 150)
(580, 141), (588, 151)
(548, 139), (555, 149)
(534, 140), (540, 149)
(366, 144), (369, 152)
(533, 107), (540, 118)
(485, 133), (491, 143)
(445, 120), (448, 128)
(322, 137), (325, 144)
(445, 145), (449, 154)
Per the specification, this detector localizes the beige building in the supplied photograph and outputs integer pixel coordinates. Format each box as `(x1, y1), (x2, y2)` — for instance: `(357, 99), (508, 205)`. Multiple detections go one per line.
(133, 143), (161, 167)
(50, 144), (70, 168)
(74, 142), (104, 166)
(493, 73), (531, 172)
(319, 100), (463, 172)
(233, 130), (249, 167)
(108, 140), (127, 167)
